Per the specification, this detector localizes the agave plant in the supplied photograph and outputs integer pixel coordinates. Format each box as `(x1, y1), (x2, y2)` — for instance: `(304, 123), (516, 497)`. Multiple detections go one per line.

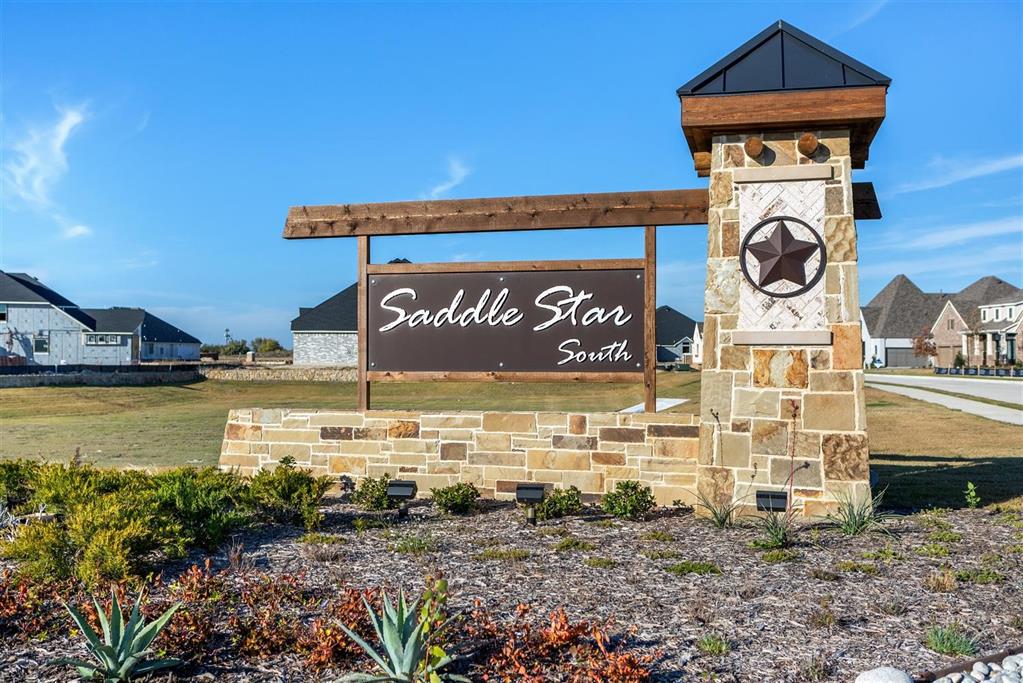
(58, 590), (181, 682)
(339, 587), (467, 683)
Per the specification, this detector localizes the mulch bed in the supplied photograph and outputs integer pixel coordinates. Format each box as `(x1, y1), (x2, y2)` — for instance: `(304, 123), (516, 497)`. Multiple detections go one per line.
(2, 501), (1021, 682)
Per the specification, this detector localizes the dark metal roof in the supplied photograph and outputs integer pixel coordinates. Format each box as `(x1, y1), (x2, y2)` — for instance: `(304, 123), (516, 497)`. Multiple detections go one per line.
(0, 271), (95, 328)
(82, 307), (201, 344)
(655, 305), (700, 346)
(677, 20), (891, 96)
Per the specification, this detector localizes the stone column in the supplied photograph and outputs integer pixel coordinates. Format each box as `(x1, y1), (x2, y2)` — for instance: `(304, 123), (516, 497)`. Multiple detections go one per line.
(697, 130), (869, 517)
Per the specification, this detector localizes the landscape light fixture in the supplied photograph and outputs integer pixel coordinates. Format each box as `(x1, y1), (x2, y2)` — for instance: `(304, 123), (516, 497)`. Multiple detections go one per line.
(515, 483), (546, 526)
(755, 490), (788, 513)
(386, 479), (418, 519)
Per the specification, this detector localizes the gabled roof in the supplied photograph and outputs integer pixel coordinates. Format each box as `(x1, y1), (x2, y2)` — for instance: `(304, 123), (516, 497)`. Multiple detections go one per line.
(655, 305), (700, 346)
(861, 275), (950, 339)
(677, 20), (891, 96)
(82, 307), (201, 344)
(292, 259), (411, 332)
(958, 276), (1023, 305)
(0, 271), (95, 328)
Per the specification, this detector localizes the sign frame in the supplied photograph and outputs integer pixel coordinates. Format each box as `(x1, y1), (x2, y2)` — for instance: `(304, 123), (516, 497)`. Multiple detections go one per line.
(354, 227), (657, 411)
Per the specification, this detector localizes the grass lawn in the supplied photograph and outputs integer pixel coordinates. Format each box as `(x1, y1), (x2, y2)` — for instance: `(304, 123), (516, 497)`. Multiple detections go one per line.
(1, 374), (1018, 510)
(0, 372), (701, 469)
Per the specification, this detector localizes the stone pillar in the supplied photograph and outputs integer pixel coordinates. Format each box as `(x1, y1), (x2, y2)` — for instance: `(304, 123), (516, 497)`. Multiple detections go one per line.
(697, 130), (869, 517)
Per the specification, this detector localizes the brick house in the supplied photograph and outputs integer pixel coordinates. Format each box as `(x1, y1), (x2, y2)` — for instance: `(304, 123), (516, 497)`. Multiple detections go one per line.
(859, 275), (948, 367)
(931, 277), (1023, 366)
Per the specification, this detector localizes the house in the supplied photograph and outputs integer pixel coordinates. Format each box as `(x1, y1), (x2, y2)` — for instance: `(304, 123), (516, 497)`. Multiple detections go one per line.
(0, 271), (201, 366)
(291, 259), (411, 366)
(862, 274), (1023, 368)
(654, 305), (703, 366)
(930, 276), (1023, 366)
(860, 275), (950, 368)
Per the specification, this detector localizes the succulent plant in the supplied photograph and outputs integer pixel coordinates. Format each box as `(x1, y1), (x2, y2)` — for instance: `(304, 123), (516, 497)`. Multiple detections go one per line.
(58, 590), (181, 682)
(339, 587), (467, 683)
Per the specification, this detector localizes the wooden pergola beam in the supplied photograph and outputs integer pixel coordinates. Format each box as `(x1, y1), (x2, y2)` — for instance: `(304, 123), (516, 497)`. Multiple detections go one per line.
(284, 182), (882, 239)
(284, 189), (708, 239)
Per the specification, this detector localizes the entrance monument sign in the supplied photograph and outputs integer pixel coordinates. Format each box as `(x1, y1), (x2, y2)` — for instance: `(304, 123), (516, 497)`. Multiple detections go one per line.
(222, 20), (889, 515)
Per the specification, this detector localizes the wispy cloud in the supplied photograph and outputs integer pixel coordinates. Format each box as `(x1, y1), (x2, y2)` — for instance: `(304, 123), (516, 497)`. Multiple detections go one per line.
(3, 105), (87, 206)
(113, 251), (160, 270)
(61, 224), (93, 240)
(890, 153), (1023, 196)
(860, 249), (1023, 279)
(884, 215), (1023, 250)
(422, 156), (470, 199)
(832, 0), (888, 37)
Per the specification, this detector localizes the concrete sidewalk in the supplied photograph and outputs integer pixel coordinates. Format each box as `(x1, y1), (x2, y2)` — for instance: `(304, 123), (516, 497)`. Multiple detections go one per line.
(866, 373), (1023, 404)
(865, 381), (1023, 426)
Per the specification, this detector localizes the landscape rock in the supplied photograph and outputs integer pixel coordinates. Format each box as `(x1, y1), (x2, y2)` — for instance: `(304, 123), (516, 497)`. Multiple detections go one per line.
(855, 667), (913, 683)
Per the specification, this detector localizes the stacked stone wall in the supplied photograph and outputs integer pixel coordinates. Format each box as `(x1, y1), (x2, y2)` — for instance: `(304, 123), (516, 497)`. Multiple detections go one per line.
(220, 409), (700, 505)
(199, 365), (357, 382)
(699, 129), (870, 517)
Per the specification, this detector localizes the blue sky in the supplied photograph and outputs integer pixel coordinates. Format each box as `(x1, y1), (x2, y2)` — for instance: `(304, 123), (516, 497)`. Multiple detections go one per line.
(2, 1), (1021, 345)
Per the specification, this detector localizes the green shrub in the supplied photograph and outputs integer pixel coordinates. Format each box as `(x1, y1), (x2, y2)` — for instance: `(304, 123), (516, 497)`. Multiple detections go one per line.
(915, 543), (950, 558)
(696, 489), (744, 529)
(695, 633), (730, 655)
(762, 549), (800, 563)
(641, 530), (674, 543)
(924, 624), (977, 656)
(751, 512), (797, 549)
(352, 474), (397, 511)
(928, 529), (962, 544)
(430, 483), (480, 515)
(151, 468), (251, 549)
(473, 547), (530, 562)
(248, 458), (331, 530)
(963, 482), (981, 509)
(535, 486), (583, 521)
(388, 532), (438, 555)
(554, 536), (596, 552)
(836, 560), (879, 575)
(584, 557), (617, 569)
(666, 560), (721, 576)
(601, 481), (656, 520)
(0, 521), (75, 581)
(0, 460), (38, 510)
(955, 567), (1006, 584)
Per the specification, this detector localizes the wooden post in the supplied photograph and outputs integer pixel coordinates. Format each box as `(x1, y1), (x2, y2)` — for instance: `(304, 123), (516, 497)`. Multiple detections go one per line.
(644, 226), (657, 412)
(357, 236), (371, 411)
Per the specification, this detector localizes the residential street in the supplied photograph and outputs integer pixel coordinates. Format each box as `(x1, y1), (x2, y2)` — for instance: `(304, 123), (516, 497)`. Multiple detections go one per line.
(866, 374), (1023, 404)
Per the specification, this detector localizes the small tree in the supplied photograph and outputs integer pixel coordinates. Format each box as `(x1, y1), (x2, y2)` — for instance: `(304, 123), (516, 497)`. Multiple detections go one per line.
(221, 339), (249, 355)
(252, 337), (284, 353)
(953, 351), (966, 369)
(912, 326), (937, 365)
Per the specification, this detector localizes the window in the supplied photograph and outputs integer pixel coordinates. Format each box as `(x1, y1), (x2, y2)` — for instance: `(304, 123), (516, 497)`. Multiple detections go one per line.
(995, 309), (1000, 321)
(0, 304), (6, 322)
(982, 310), (987, 321)
(948, 318), (954, 330)
(145, 343), (155, 355)
(85, 334), (121, 345)
(33, 336), (49, 354)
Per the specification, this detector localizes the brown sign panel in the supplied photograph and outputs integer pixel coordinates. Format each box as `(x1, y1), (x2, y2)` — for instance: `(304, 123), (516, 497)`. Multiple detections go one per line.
(367, 268), (644, 373)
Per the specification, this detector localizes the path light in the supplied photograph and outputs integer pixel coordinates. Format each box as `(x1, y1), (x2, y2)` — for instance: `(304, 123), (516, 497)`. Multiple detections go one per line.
(755, 490), (788, 513)
(516, 484), (546, 526)
(387, 479), (418, 519)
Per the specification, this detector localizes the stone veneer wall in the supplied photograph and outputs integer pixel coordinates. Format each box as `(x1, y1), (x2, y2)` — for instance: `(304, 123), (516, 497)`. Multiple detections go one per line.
(698, 129), (870, 517)
(199, 365), (357, 383)
(220, 409), (700, 505)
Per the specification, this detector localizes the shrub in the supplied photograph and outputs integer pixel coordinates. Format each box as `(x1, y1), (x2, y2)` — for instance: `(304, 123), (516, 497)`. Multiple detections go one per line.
(695, 633), (730, 656)
(535, 486), (583, 521)
(666, 560), (721, 576)
(915, 543), (950, 558)
(352, 474), (397, 511)
(955, 567), (1006, 584)
(248, 458), (331, 530)
(151, 467), (250, 549)
(924, 624), (977, 656)
(928, 529), (962, 544)
(862, 545), (904, 563)
(836, 560), (878, 575)
(640, 530), (673, 543)
(0, 521), (76, 582)
(0, 460), (38, 510)
(696, 489), (743, 529)
(431, 483), (480, 515)
(252, 337), (284, 353)
(762, 549), (799, 563)
(584, 557), (617, 569)
(827, 488), (891, 535)
(554, 536), (596, 552)
(601, 481), (656, 520)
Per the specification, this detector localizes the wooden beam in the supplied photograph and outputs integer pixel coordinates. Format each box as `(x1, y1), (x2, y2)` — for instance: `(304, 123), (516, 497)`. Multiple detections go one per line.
(367, 371), (644, 383)
(366, 258), (644, 275)
(643, 226), (657, 413)
(285, 189), (708, 239)
(357, 236), (370, 411)
(680, 86), (887, 170)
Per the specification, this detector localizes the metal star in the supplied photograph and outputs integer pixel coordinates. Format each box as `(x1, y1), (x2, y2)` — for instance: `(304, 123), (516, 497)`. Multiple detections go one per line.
(745, 220), (819, 288)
